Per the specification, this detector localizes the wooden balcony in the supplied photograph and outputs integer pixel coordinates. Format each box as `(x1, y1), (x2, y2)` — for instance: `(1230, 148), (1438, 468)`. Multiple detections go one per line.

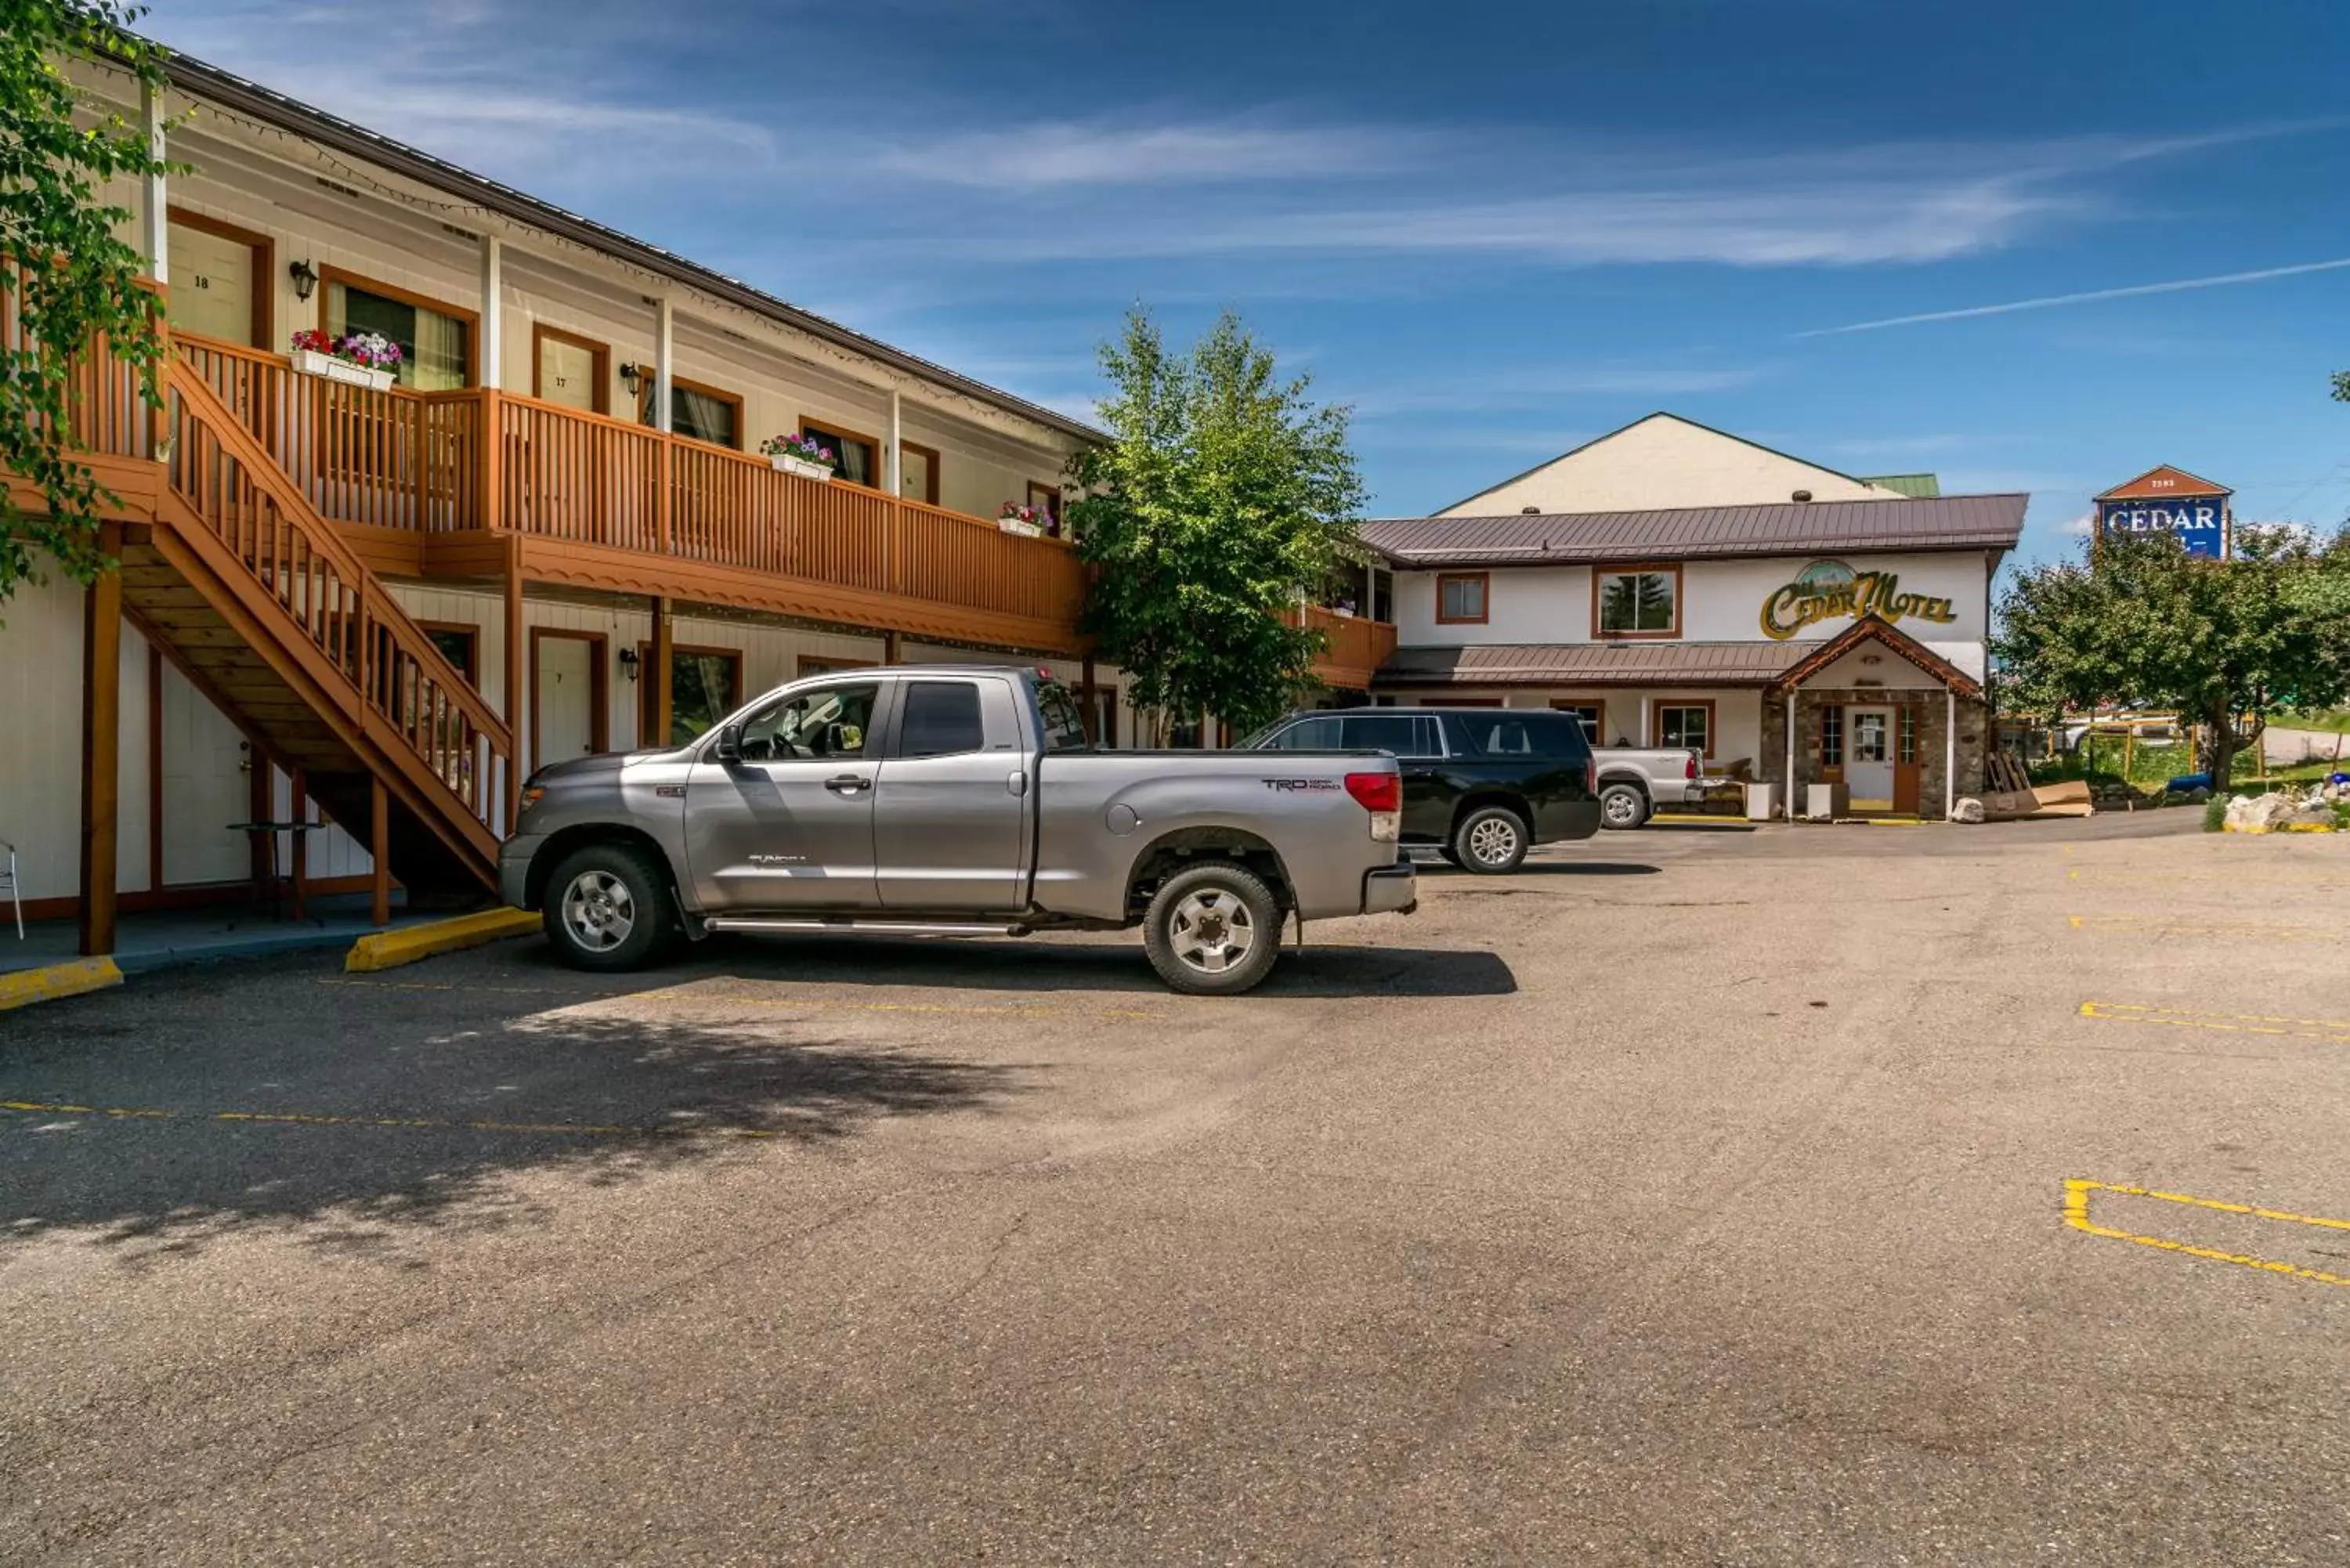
(1297, 605), (1399, 691)
(171, 333), (1091, 653)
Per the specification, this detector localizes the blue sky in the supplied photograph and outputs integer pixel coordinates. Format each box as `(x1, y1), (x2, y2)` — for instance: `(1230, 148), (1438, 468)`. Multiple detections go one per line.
(146, 0), (2350, 565)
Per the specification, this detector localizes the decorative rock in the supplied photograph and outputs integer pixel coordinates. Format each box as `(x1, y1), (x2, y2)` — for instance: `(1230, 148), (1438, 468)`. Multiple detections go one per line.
(1950, 797), (1986, 824)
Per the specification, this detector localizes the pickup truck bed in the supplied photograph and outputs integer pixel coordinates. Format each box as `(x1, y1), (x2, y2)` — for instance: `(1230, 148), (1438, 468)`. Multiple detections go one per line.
(501, 667), (1416, 994)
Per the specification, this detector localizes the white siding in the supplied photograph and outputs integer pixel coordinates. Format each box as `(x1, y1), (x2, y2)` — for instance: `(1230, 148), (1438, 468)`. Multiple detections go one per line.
(1444, 414), (1896, 515)
(0, 573), (152, 902)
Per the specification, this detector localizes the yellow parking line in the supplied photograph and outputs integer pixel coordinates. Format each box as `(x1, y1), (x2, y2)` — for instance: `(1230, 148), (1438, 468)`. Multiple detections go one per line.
(2, 1097), (783, 1140)
(2077, 1000), (2350, 1045)
(2063, 1179), (2350, 1288)
(2067, 914), (2339, 941)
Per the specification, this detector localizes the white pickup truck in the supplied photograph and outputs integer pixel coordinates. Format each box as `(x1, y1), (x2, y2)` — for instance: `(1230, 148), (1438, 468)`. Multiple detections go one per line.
(1592, 746), (1717, 829)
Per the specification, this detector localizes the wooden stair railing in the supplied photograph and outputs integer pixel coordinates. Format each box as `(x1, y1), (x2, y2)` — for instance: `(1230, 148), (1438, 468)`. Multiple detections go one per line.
(163, 362), (515, 869)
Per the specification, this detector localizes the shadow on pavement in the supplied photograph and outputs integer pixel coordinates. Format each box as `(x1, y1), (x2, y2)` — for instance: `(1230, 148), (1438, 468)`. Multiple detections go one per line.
(0, 951), (1016, 1252)
(1419, 861), (1661, 878)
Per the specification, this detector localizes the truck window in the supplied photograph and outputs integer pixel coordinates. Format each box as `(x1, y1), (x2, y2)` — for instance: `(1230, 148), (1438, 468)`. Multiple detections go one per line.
(1036, 679), (1092, 752)
(1269, 716), (1343, 749)
(1341, 714), (1438, 758)
(1452, 710), (1589, 761)
(738, 684), (878, 761)
(900, 681), (986, 758)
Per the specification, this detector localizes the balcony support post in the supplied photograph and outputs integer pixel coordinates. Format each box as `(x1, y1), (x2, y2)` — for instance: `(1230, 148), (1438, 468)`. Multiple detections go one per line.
(478, 236), (503, 391)
(370, 777), (390, 927)
(649, 594), (674, 748)
(504, 537), (525, 822)
(883, 630), (902, 667)
(887, 390), (902, 497)
(139, 81), (168, 286)
(1079, 656), (1097, 743)
(78, 525), (124, 957)
(653, 298), (674, 433)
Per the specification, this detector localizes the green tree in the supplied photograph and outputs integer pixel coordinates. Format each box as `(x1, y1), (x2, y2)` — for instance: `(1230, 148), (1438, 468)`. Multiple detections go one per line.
(1994, 528), (2350, 786)
(1066, 308), (1365, 744)
(2, 0), (174, 605)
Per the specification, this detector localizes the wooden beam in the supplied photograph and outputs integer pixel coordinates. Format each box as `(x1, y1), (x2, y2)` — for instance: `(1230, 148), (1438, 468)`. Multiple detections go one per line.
(1079, 656), (1097, 743)
(370, 777), (390, 927)
(883, 630), (902, 666)
(649, 594), (674, 748)
(504, 536), (525, 822)
(78, 526), (125, 956)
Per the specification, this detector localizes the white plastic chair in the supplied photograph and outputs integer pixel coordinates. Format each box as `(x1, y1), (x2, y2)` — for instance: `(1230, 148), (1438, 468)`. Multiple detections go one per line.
(1, 840), (19, 939)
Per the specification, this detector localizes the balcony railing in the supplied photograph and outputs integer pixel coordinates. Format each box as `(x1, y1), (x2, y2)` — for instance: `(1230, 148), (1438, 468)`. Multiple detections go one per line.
(168, 332), (1088, 636)
(1295, 605), (1399, 685)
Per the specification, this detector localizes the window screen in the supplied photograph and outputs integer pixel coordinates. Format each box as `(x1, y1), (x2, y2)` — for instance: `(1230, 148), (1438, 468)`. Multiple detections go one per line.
(900, 681), (986, 757)
(1341, 714), (1438, 757)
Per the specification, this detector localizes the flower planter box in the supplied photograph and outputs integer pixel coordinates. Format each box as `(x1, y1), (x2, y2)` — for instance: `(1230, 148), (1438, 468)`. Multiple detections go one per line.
(768, 453), (835, 482)
(290, 349), (394, 392)
(996, 518), (1044, 537)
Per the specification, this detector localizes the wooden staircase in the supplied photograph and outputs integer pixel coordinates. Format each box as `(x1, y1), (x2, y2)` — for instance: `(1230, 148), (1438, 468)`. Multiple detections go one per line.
(124, 364), (516, 895)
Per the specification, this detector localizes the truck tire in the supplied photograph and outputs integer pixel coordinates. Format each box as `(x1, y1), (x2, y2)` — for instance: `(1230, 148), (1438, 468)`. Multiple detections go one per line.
(1600, 782), (1650, 831)
(542, 841), (676, 972)
(1452, 805), (1529, 874)
(1142, 862), (1282, 996)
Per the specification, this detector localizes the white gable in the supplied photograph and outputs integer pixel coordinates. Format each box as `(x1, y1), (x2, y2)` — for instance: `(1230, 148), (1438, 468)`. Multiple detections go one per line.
(1443, 414), (1899, 517)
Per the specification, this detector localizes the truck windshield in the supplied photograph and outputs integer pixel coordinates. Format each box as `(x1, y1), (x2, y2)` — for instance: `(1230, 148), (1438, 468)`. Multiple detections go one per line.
(1036, 680), (1093, 752)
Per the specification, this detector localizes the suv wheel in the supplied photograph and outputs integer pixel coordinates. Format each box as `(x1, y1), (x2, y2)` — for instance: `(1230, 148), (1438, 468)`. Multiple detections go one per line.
(1452, 806), (1529, 874)
(543, 842), (675, 971)
(1143, 862), (1282, 995)
(1600, 782), (1650, 831)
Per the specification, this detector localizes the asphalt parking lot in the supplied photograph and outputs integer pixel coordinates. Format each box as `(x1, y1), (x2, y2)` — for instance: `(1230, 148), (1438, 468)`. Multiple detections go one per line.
(5, 815), (2348, 1565)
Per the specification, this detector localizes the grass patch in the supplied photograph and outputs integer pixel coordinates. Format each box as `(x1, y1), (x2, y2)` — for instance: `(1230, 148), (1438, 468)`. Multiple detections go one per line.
(2204, 798), (2227, 833)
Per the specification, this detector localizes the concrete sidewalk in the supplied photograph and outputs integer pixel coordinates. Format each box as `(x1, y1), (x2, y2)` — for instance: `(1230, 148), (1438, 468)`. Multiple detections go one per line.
(1, 894), (437, 978)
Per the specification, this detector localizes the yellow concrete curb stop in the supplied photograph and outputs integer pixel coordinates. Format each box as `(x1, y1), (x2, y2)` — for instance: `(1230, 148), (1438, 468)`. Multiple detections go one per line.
(0, 956), (125, 1012)
(345, 908), (543, 973)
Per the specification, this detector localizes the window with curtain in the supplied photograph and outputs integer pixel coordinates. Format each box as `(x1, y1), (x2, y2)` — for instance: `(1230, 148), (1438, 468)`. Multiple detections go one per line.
(327, 280), (469, 391)
(672, 385), (739, 450)
(1437, 573), (1488, 623)
(804, 421), (877, 486)
(1596, 569), (1679, 635)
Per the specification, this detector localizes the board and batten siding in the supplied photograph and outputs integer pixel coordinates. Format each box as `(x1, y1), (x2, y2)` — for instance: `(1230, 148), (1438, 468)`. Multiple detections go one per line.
(0, 572), (153, 901)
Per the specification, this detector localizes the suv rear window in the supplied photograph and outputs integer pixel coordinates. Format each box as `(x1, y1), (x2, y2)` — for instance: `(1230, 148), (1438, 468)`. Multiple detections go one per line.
(1449, 710), (1590, 761)
(1341, 714), (1441, 757)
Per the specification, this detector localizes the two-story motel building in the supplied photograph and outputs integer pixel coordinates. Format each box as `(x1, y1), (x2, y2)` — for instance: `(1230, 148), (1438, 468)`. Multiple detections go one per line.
(2, 45), (1398, 947)
(1361, 414), (2026, 818)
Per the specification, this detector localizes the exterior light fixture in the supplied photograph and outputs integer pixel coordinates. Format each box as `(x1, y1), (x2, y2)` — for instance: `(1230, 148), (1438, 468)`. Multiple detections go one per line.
(287, 258), (318, 302)
(618, 362), (645, 397)
(616, 646), (641, 681)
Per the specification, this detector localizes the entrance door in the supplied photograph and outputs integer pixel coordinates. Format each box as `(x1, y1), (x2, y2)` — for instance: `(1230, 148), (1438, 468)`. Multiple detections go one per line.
(533, 631), (605, 772)
(682, 680), (887, 911)
(166, 214), (267, 349)
(1848, 706), (1896, 811)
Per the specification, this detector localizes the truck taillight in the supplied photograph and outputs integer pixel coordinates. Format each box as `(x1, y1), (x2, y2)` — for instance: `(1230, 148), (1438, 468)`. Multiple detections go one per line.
(1685, 753), (1699, 779)
(1345, 771), (1402, 843)
(1587, 758), (1597, 797)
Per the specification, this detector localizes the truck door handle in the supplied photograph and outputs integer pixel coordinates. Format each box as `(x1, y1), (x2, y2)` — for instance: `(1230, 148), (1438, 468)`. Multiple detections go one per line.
(825, 774), (870, 795)
(1007, 769), (1028, 797)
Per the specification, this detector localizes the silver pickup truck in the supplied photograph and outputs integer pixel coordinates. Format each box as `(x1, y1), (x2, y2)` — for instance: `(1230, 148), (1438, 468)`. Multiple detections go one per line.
(1593, 746), (1716, 829)
(499, 666), (1416, 995)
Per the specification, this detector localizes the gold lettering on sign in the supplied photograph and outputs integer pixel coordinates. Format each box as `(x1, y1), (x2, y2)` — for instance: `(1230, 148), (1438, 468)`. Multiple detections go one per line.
(1760, 560), (1958, 641)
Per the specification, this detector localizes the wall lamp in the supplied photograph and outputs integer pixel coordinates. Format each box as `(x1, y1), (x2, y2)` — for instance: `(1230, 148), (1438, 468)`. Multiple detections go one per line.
(287, 258), (318, 303)
(618, 363), (645, 398)
(616, 646), (641, 682)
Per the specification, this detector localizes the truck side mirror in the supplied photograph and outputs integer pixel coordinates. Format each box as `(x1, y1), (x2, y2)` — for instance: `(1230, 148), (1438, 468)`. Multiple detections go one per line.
(713, 722), (743, 763)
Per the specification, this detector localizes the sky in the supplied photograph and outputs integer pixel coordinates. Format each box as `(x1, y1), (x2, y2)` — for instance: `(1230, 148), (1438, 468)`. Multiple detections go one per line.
(142, 0), (2350, 568)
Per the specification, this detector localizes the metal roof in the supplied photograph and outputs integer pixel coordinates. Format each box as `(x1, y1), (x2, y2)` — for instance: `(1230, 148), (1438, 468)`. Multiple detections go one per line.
(1358, 493), (2026, 569)
(1373, 641), (1815, 688)
(2095, 464), (2230, 500)
(156, 51), (1108, 446)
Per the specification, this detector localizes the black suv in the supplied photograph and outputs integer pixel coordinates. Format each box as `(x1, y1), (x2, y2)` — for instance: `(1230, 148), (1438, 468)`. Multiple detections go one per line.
(1245, 706), (1600, 873)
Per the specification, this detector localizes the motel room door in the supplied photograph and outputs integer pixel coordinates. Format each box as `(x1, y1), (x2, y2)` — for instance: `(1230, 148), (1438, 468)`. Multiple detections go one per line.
(1847, 706), (1896, 812)
(533, 631), (606, 774)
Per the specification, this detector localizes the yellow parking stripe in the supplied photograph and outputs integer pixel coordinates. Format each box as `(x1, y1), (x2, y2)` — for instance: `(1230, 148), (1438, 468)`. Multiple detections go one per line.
(2077, 1000), (2350, 1045)
(2063, 1179), (2350, 1289)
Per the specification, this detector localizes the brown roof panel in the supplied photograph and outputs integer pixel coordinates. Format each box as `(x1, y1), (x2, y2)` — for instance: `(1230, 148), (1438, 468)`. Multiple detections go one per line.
(1374, 641), (1814, 688)
(1359, 493), (2027, 568)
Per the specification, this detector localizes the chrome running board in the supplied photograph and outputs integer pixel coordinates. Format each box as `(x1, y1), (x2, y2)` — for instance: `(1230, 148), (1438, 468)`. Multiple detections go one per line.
(703, 916), (1025, 938)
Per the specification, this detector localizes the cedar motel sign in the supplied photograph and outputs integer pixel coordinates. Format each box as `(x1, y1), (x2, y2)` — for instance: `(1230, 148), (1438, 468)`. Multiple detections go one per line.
(1759, 559), (1959, 641)
(2095, 464), (2232, 559)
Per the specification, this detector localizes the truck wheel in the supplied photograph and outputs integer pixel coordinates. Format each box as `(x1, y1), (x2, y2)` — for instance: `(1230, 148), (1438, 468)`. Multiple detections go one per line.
(543, 842), (675, 972)
(1600, 782), (1650, 830)
(1452, 806), (1529, 874)
(1143, 862), (1282, 996)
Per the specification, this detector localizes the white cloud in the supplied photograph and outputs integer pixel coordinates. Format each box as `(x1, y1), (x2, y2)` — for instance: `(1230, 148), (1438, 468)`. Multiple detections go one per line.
(1797, 255), (2350, 336)
(2057, 511), (2097, 537)
(873, 121), (1432, 188)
